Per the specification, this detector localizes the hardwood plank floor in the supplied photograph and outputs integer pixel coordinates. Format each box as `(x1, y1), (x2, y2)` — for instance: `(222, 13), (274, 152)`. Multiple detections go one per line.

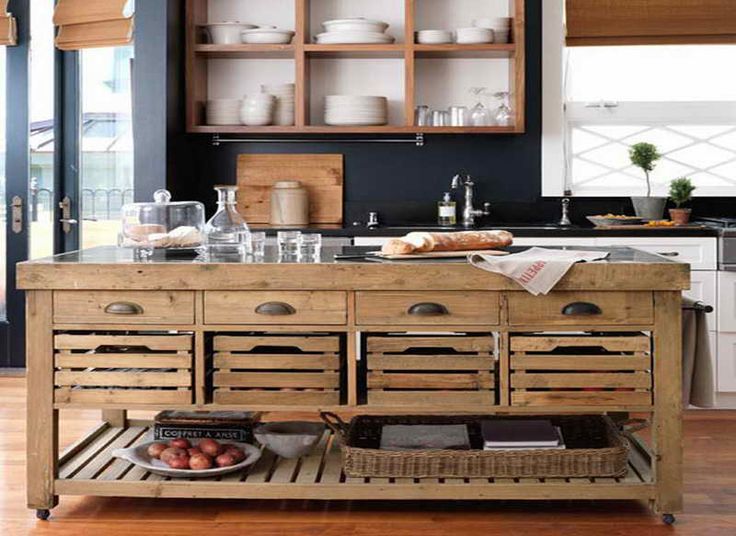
(1, 376), (735, 535)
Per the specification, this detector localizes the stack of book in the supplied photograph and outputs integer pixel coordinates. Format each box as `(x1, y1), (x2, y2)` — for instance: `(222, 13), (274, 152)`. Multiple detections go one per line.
(481, 419), (565, 451)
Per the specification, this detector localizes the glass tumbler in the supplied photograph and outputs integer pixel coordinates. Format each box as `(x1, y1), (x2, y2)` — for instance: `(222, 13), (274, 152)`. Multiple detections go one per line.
(277, 230), (301, 259)
(298, 233), (322, 262)
(250, 231), (266, 258)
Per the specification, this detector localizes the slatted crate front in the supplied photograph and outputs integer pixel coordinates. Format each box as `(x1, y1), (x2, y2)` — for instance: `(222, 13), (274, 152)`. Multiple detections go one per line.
(54, 333), (194, 406)
(365, 334), (497, 406)
(212, 334), (344, 406)
(510, 333), (652, 407)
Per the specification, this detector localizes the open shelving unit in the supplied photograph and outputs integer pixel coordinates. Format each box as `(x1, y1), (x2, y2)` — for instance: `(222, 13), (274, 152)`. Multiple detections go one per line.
(185, 0), (526, 135)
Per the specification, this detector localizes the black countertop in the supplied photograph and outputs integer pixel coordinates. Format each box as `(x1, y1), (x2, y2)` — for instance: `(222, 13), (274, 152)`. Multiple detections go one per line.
(250, 223), (718, 238)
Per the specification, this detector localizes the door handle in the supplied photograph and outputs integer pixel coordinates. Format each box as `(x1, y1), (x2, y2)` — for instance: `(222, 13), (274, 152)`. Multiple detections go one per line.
(11, 196), (23, 234)
(59, 196), (77, 234)
(656, 251), (680, 257)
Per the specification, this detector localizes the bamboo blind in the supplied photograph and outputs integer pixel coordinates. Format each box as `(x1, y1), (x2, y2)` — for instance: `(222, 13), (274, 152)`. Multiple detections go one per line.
(566, 0), (736, 46)
(54, 0), (134, 50)
(0, 0), (16, 46)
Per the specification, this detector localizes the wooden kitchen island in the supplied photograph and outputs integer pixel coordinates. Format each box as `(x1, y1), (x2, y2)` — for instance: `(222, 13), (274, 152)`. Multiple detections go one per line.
(17, 245), (688, 523)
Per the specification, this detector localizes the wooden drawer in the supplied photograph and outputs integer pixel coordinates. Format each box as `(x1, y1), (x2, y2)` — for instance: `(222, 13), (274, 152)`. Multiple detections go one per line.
(356, 291), (499, 326)
(507, 291), (653, 326)
(509, 333), (652, 407)
(53, 333), (193, 406)
(212, 334), (344, 406)
(53, 291), (195, 325)
(204, 291), (347, 325)
(365, 334), (497, 407)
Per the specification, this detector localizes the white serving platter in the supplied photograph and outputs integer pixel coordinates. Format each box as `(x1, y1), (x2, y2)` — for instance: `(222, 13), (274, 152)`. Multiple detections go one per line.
(113, 440), (261, 479)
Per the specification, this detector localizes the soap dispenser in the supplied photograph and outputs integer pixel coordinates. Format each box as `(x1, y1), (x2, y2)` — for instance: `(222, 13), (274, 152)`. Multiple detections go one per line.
(437, 192), (457, 226)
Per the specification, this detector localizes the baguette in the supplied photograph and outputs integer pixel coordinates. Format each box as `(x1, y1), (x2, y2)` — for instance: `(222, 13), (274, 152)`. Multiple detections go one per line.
(381, 230), (513, 255)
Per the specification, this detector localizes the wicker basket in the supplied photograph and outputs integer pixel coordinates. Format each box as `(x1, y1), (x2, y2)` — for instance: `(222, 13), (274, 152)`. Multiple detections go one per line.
(321, 413), (634, 479)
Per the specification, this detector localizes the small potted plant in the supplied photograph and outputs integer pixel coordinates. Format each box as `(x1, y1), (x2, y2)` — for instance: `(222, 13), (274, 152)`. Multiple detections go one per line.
(629, 142), (666, 220)
(668, 177), (696, 225)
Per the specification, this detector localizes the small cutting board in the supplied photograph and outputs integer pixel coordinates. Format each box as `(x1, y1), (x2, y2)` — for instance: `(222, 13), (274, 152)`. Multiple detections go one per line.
(237, 154), (343, 224)
(372, 249), (510, 260)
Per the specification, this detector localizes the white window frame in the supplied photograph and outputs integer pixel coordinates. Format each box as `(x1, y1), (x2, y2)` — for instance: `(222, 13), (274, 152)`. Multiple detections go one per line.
(541, 0), (736, 197)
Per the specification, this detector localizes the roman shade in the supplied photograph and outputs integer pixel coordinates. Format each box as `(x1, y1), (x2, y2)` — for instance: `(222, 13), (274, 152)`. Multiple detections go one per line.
(0, 0), (17, 46)
(566, 0), (736, 46)
(54, 0), (134, 50)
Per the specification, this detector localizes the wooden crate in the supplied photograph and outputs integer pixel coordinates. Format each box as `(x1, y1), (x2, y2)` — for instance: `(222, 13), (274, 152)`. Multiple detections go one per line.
(54, 333), (194, 406)
(212, 334), (343, 406)
(510, 333), (652, 407)
(365, 334), (496, 406)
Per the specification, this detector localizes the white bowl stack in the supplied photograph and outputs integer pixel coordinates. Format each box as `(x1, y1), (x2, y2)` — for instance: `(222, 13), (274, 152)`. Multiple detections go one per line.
(206, 99), (241, 125)
(315, 17), (394, 44)
(324, 95), (388, 126)
(416, 30), (454, 45)
(239, 94), (275, 126)
(455, 27), (494, 44)
(473, 17), (512, 43)
(262, 83), (295, 126)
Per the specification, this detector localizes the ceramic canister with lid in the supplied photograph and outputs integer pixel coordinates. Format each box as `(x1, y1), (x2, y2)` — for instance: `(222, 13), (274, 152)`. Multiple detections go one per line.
(270, 180), (309, 226)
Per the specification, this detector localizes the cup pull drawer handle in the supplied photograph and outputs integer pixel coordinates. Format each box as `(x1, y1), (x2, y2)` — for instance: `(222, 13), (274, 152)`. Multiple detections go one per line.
(104, 302), (144, 315)
(407, 302), (449, 316)
(255, 302), (296, 316)
(561, 302), (602, 316)
(656, 251), (680, 257)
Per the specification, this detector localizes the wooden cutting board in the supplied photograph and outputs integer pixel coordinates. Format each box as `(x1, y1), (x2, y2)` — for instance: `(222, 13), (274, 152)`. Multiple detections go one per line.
(236, 154), (343, 224)
(372, 249), (510, 260)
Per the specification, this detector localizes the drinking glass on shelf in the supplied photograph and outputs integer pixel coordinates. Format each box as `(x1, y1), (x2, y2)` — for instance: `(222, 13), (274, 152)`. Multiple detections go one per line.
(250, 231), (266, 258)
(431, 110), (449, 127)
(414, 105), (431, 126)
(449, 106), (469, 127)
(493, 91), (513, 127)
(469, 87), (493, 126)
(298, 233), (322, 263)
(277, 230), (301, 259)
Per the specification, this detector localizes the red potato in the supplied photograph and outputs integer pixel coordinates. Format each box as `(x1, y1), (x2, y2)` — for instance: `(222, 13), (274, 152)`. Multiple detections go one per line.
(147, 442), (168, 459)
(170, 438), (192, 449)
(189, 453), (213, 470)
(159, 447), (188, 464)
(166, 456), (191, 470)
(199, 438), (224, 457)
(187, 447), (203, 456)
(215, 453), (236, 467)
(223, 445), (246, 463)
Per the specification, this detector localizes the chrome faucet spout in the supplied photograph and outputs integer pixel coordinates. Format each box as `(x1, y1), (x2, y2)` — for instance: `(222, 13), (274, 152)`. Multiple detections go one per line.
(450, 173), (491, 227)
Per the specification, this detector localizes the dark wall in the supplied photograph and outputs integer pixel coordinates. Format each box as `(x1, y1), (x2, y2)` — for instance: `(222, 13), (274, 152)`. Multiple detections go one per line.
(166, 0), (736, 225)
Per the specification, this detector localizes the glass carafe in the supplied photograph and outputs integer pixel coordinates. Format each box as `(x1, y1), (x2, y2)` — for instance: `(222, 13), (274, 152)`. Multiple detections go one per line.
(204, 185), (251, 259)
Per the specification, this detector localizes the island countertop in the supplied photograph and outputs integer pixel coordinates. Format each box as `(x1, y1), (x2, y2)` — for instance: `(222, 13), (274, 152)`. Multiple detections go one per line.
(17, 245), (690, 291)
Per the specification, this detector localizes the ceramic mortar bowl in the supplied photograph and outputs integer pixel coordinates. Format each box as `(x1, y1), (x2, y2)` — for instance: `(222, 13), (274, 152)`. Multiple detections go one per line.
(254, 422), (325, 459)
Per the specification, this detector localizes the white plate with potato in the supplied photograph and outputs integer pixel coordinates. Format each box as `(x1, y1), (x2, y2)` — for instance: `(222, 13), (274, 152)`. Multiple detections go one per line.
(113, 438), (261, 478)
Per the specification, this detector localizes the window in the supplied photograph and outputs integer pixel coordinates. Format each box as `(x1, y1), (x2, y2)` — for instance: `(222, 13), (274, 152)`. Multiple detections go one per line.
(542, 4), (736, 197)
(80, 46), (134, 249)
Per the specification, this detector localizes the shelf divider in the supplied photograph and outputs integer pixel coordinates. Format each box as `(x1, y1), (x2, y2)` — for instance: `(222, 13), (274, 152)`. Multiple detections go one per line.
(295, 0), (309, 128)
(404, 0), (416, 128)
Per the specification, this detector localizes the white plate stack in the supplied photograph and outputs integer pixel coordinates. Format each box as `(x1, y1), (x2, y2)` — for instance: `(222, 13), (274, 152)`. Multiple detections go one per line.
(206, 99), (241, 125)
(473, 17), (512, 43)
(262, 83), (295, 126)
(315, 17), (395, 44)
(324, 95), (388, 126)
(239, 94), (275, 126)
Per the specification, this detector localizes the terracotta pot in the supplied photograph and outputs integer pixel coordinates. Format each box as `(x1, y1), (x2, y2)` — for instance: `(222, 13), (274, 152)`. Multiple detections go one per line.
(669, 208), (692, 225)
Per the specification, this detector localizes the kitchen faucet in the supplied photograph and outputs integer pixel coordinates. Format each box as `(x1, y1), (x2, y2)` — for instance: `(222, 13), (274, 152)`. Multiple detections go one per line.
(451, 173), (491, 228)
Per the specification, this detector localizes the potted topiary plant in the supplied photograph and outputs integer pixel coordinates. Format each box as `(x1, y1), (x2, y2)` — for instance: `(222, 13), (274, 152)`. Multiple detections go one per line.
(668, 177), (696, 225)
(629, 142), (666, 220)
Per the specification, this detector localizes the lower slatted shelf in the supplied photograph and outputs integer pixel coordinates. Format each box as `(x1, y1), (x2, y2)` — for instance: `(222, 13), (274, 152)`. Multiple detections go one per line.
(55, 422), (655, 501)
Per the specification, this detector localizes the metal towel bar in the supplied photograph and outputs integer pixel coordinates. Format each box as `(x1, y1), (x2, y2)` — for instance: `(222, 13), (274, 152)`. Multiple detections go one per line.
(682, 301), (713, 313)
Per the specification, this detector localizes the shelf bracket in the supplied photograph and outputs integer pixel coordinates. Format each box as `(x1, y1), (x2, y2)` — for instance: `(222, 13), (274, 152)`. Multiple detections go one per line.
(415, 133), (425, 147)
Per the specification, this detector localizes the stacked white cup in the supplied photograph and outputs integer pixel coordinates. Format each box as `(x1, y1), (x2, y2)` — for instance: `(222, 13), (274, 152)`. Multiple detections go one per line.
(239, 94), (275, 126)
(261, 83), (295, 126)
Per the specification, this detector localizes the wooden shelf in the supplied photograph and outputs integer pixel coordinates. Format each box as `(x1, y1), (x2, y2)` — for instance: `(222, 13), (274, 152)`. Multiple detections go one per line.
(56, 422), (655, 501)
(305, 44), (406, 58)
(194, 44), (295, 59)
(414, 43), (516, 58)
(188, 125), (519, 135)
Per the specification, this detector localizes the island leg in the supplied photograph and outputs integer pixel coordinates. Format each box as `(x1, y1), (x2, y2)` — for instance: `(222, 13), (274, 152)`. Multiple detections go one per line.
(652, 291), (683, 516)
(26, 290), (59, 516)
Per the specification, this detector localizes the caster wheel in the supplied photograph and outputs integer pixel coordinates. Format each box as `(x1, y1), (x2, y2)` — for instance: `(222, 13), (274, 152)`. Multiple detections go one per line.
(662, 514), (676, 525)
(36, 509), (51, 521)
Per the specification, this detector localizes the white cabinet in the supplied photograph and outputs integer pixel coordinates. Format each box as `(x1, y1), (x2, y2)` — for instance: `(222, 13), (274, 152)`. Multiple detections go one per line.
(718, 272), (736, 332)
(717, 333), (736, 392)
(686, 271), (718, 332)
(595, 237), (717, 271)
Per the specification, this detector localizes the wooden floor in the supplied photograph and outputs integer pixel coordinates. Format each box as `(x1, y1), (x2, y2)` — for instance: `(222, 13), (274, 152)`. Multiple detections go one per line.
(2, 377), (736, 535)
